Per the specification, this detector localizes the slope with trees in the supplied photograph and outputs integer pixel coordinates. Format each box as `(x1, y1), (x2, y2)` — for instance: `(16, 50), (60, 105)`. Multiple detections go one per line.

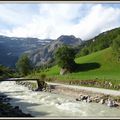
(16, 54), (33, 76)
(76, 27), (120, 57)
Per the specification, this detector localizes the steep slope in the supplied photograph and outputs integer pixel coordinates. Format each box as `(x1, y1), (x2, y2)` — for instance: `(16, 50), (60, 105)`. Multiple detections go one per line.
(29, 35), (82, 66)
(0, 35), (52, 67)
(43, 47), (120, 81)
(77, 27), (120, 57)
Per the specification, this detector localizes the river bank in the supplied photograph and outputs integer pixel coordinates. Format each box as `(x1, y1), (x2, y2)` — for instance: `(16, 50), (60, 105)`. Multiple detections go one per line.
(0, 92), (32, 117)
(15, 80), (120, 108)
(1, 81), (120, 117)
(48, 83), (120, 108)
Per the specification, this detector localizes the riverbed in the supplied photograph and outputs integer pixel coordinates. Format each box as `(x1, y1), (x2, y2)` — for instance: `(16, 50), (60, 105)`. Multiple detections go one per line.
(0, 81), (120, 118)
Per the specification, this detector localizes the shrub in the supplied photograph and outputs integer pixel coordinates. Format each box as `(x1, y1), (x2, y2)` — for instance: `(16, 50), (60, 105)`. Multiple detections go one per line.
(40, 73), (46, 81)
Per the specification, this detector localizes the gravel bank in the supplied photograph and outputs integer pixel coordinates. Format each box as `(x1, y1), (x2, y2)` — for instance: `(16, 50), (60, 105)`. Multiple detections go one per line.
(47, 82), (120, 108)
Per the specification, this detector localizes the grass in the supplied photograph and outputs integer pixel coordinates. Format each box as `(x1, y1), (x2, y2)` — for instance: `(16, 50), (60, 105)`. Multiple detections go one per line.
(28, 47), (120, 90)
(42, 47), (120, 80)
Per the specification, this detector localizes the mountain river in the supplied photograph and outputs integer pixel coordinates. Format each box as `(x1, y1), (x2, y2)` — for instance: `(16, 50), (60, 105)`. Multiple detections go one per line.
(0, 81), (120, 118)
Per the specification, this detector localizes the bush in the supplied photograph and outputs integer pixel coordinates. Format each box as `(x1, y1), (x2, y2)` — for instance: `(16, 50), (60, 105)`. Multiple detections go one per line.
(40, 73), (46, 81)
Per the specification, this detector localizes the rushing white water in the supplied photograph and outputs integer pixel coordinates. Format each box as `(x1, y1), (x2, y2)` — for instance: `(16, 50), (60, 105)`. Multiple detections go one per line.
(0, 81), (120, 118)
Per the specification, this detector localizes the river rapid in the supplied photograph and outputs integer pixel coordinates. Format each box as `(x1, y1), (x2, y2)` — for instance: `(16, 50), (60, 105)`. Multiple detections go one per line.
(0, 81), (120, 118)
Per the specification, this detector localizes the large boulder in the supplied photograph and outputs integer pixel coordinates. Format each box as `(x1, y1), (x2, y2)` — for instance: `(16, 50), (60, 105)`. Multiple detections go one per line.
(60, 68), (70, 75)
(107, 99), (119, 107)
(36, 80), (48, 91)
(99, 99), (105, 104)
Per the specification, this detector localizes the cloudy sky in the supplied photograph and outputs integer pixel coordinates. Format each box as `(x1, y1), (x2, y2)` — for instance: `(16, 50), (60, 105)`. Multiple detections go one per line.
(0, 3), (120, 40)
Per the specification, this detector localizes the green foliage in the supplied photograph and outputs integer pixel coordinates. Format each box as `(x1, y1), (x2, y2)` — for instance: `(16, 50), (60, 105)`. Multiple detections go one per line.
(79, 47), (89, 56)
(0, 65), (9, 75)
(0, 65), (13, 79)
(55, 45), (76, 71)
(112, 35), (120, 60)
(16, 54), (32, 76)
(29, 47), (120, 90)
(77, 27), (120, 57)
(40, 73), (46, 80)
(42, 47), (120, 81)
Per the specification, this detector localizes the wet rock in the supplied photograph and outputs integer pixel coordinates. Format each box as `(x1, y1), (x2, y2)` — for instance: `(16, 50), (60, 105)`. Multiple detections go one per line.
(99, 99), (105, 104)
(83, 99), (87, 102)
(6, 103), (11, 106)
(77, 95), (92, 102)
(14, 106), (19, 109)
(32, 88), (36, 91)
(107, 99), (114, 107)
(107, 99), (119, 107)
(81, 95), (89, 101)
(76, 98), (81, 101)
(34, 88), (42, 91)
(43, 86), (51, 92)
(60, 68), (70, 75)
(57, 102), (61, 105)
(0, 95), (6, 98)
(21, 82), (25, 85)
(107, 99), (116, 107)
(93, 97), (100, 103)
(86, 97), (92, 103)
(24, 83), (27, 87)
(114, 103), (119, 107)
(26, 113), (32, 117)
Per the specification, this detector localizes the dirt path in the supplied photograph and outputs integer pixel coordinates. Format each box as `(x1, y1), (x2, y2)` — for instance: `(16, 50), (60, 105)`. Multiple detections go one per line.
(47, 82), (120, 96)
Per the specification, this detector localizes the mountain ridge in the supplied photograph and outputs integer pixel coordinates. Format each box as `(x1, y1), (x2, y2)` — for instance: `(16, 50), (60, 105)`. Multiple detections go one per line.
(28, 35), (82, 66)
(0, 35), (82, 67)
(0, 35), (53, 67)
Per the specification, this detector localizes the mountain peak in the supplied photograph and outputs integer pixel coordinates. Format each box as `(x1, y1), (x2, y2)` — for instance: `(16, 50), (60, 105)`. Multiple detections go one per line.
(57, 35), (82, 45)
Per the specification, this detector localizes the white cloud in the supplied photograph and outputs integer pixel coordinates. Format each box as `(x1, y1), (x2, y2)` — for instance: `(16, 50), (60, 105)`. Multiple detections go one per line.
(0, 4), (120, 40)
(72, 4), (120, 40)
(0, 4), (39, 27)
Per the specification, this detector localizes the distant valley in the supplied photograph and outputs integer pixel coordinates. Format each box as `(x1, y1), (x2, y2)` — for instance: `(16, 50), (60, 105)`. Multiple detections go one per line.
(0, 35), (52, 67)
(0, 35), (82, 67)
(0, 27), (120, 68)
(29, 35), (82, 67)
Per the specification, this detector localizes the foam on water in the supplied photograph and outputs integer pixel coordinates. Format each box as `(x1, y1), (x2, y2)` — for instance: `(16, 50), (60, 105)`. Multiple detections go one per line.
(0, 81), (120, 117)
(56, 102), (81, 111)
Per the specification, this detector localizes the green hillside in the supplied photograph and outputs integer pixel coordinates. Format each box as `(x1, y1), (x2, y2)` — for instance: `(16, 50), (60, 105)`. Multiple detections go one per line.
(45, 48), (120, 80)
(76, 27), (120, 57)
(31, 47), (120, 81)
(28, 47), (120, 90)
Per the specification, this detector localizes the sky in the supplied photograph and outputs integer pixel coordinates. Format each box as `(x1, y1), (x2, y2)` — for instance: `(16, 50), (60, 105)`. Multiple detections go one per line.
(0, 3), (120, 40)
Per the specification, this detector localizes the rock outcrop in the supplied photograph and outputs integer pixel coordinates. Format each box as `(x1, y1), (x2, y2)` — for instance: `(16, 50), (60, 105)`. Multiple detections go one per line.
(29, 35), (82, 67)
(60, 68), (70, 75)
